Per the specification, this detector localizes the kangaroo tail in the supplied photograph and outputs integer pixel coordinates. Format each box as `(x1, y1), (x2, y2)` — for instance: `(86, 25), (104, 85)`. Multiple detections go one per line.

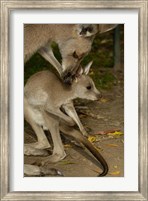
(60, 124), (108, 177)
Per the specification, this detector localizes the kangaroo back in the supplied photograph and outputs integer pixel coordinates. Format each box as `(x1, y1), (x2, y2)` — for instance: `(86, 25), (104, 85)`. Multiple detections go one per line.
(25, 70), (73, 107)
(24, 24), (117, 83)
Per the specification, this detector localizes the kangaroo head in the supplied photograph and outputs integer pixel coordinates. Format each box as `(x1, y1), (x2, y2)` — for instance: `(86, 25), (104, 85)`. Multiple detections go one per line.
(72, 61), (101, 101)
(60, 25), (99, 84)
(59, 37), (93, 84)
(60, 24), (117, 84)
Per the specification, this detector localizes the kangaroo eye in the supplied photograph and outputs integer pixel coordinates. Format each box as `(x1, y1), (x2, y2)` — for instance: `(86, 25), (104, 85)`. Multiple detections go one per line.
(73, 51), (79, 59)
(87, 85), (92, 90)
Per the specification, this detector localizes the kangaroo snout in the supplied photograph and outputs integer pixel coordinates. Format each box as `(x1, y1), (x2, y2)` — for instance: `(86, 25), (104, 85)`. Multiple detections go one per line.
(91, 93), (102, 101)
(62, 71), (72, 85)
(61, 62), (81, 84)
(96, 93), (102, 100)
(62, 70), (76, 85)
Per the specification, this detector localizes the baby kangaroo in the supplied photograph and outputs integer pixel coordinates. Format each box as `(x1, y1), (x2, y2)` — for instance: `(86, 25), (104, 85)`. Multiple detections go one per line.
(24, 62), (108, 176)
(25, 61), (99, 140)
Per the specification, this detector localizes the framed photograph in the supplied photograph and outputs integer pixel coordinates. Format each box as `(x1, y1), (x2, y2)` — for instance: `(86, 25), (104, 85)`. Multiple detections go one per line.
(0, 0), (147, 200)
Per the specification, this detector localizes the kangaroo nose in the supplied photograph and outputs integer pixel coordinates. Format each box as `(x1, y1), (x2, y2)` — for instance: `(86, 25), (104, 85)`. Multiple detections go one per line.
(97, 93), (102, 100)
(62, 71), (74, 85)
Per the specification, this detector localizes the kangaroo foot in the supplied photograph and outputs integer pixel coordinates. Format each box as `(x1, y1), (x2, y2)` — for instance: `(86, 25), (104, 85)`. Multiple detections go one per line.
(25, 140), (51, 150)
(40, 166), (63, 176)
(41, 151), (66, 165)
(24, 164), (63, 176)
(24, 145), (49, 156)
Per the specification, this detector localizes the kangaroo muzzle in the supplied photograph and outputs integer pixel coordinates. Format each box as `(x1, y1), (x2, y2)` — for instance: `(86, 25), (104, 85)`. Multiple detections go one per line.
(61, 71), (73, 84)
(61, 63), (81, 84)
(62, 70), (77, 85)
(96, 93), (102, 100)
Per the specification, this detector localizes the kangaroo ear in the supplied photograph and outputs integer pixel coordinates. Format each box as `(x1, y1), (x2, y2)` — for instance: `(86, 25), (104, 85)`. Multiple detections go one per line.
(74, 67), (83, 82)
(99, 24), (117, 33)
(83, 61), (93, 75)
(76, 66), (83, 76)
(76, 24), (98, 37)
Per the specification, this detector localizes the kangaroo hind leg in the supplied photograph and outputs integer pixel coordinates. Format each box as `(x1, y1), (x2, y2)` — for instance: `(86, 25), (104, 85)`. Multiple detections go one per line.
(24, 98), (51, 150)
(41, 111), (66, 165)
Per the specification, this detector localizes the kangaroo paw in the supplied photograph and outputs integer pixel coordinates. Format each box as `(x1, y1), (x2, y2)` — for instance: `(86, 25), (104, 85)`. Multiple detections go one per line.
(81, 129), (89, 137)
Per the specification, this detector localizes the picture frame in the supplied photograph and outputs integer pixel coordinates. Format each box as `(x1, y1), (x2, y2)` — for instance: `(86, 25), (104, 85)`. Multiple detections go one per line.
(0, 0), (147, 200)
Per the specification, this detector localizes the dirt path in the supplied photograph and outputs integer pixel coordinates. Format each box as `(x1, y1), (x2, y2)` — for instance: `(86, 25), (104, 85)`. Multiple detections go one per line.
(24, 81), (124, 177)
